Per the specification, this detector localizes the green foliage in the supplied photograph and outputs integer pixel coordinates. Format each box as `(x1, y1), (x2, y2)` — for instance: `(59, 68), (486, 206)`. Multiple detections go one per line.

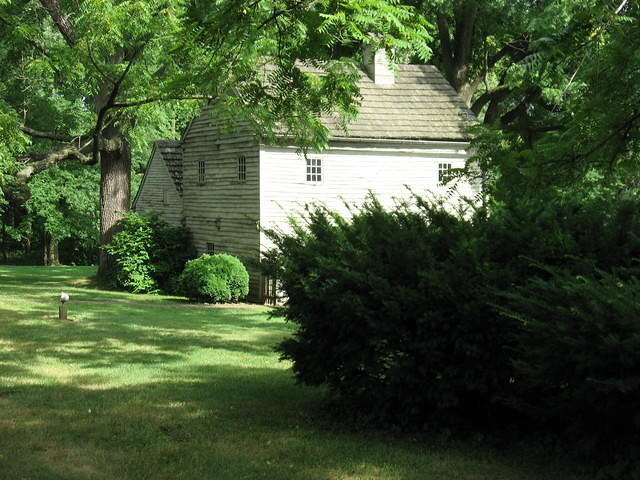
(266, 190), (640, 476)
(179, 254), (249, 303)
(105, 212), (196, 294)
(264, 198), (512, 430)
(498, 267), (640, 476)
(105, 212), (156, 293)
(25, 165), (99, 256)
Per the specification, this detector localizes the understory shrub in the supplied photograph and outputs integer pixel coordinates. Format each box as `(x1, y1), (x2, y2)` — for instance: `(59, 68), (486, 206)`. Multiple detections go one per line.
(105, 212), (196, 293)
(179, 253), (249, 303)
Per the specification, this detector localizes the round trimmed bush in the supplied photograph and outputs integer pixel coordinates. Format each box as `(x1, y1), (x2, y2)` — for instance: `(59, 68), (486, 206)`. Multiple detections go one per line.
(179, 253), (249, 303)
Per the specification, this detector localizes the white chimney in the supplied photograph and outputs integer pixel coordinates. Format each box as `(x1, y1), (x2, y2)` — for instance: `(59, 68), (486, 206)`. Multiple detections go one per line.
(363, 45), (395, 85)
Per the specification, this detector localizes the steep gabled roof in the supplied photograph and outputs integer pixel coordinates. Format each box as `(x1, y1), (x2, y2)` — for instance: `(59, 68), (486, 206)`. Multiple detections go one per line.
(261, 62), (475, 142)
(155, 140), (183, 193)
(325, 64), (476, 141)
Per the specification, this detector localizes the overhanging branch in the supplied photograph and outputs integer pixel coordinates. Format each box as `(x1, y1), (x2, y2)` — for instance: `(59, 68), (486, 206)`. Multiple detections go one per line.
(18, 125), (79, 143)
(16, 141), (95, 181)
(111, 95), (212, 109)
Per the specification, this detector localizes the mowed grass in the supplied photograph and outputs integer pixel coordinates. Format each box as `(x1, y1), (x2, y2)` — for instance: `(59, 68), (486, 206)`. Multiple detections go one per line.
(0, 265), (587, 480)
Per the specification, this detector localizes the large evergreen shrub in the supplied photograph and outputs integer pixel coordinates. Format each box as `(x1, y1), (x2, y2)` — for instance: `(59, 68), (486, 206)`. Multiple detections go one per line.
(179, 253), (249, 303)
(264, 199), (515, 430)
(265, 192), (640, 476)
(499, 266), (640, 476)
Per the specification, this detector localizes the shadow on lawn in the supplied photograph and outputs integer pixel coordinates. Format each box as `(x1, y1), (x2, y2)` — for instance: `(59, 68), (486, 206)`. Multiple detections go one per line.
(0, 304), (286, 372)
(2, 361), (473, 480)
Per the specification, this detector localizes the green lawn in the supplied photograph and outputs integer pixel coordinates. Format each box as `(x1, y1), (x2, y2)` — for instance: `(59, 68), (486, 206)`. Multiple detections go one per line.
(0, 265), (586, 480)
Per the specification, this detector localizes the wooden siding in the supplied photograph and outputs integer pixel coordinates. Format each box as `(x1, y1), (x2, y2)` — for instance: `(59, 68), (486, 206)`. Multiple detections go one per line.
(259, 140), (477, 253)
(133, 147), (184, 227)
(181, 109), (262, 301)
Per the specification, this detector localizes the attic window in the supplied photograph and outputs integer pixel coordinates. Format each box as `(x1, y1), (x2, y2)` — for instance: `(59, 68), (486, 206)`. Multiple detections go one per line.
(438, 163), (452, 185)
(237, 155), (247, 182)
(306, 158), (322, 183)
(198, 160), (206, 185)
(206, 242), (215, 255)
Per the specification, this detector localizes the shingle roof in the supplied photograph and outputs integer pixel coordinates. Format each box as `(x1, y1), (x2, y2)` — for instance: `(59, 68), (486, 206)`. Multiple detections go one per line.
(155, 140), (183, 194)
(324, 64), (476, 141)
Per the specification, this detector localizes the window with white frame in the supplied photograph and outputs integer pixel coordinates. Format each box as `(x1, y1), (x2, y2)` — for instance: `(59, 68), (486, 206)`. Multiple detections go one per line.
(237, 155), (247, 182)
(197, 160), (206, 185)
(306, 158), (322, 182)
(438, 163), (452, 185)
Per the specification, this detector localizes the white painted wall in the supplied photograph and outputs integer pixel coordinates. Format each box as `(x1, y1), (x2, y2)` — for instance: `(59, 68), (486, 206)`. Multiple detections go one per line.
(259, 139), (477, 252)
(133, 148), (184, 227)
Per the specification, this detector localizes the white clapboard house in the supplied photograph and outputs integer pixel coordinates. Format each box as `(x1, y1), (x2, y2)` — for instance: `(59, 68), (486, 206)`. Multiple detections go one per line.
(133, 54), (477, 302)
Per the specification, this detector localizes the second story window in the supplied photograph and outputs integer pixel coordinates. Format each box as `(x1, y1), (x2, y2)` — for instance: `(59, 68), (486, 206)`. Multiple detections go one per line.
(438, 163), (452, 185)
(237, 155), (247, 182)
(198, 160), (206, 185)
(306, 158), (322, 183)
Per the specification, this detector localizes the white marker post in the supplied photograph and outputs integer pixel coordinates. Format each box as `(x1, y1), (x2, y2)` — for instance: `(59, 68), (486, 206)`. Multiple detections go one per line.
(59, 292), (69, 321)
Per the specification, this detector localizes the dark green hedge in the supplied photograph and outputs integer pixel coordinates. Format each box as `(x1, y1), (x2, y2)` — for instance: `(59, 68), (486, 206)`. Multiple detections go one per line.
(264, 194), (640, 476)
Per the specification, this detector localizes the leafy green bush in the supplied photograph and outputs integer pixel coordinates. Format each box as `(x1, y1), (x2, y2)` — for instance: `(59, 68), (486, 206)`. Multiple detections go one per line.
(498, 266), (640, 474)
(179, 253), (249, 303)
(264, 191), (640, 475)
(105, 212), (196, 293)
(264, 199), (515, 430)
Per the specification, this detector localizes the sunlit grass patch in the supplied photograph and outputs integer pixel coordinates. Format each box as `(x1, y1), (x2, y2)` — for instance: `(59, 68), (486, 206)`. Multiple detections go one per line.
(0, 265), (588, 480)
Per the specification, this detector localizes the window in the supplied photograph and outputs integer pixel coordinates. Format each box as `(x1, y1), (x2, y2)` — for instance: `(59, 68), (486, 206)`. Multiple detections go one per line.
(438, 163), (452, 185)
(237, 155), (247, 182)
(306, 158), (322, 182)
(162, 189), (169, 205)
(206, 242), (215, 255)
(198, 160), (206, 185)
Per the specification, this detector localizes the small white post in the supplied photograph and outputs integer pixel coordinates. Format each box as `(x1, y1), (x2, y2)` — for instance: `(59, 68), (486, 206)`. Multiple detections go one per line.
(59, 292), (70, 321)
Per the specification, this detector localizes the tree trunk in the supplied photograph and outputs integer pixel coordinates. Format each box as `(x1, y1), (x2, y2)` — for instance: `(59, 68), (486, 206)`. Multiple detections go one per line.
(44, 232), (60, 266)
(97, 127), (131, 278)
(1, 221), (7, 262)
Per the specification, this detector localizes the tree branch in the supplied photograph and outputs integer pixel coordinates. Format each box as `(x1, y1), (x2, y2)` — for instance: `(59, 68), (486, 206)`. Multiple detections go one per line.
(39, 0), (75, 47)
(16, 143), (95, 181)
(18, 125), (78, 143)
(471, 85), (511, 116)
(92, 45), (146, 161)
(111, 95), (212, 109)
(436, 12), (453, 79)
(87, 43), (117, 84)
(573, 110), (640, 163)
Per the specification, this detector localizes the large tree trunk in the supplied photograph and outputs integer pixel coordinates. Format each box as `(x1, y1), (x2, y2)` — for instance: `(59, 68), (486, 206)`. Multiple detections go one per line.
(97, 127), (131, 278)
(44, 232), (60, 266)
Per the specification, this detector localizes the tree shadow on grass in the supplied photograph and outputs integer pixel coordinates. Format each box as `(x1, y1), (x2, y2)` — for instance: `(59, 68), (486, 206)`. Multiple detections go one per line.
(0, 363), (586, 480)
(0, 303), (289, 381)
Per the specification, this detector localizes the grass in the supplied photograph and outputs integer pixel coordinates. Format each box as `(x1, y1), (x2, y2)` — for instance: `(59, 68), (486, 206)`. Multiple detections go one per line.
(0, 265), (588, 480)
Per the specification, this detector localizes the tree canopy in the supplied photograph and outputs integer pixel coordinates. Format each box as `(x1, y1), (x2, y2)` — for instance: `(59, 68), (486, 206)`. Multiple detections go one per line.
(0, 0), (431, 269)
